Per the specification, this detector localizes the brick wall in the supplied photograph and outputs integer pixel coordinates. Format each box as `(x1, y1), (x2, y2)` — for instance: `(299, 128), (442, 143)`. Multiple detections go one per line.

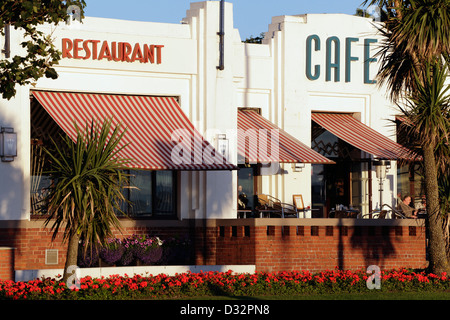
(0, 219), (193, 277)
(0, 248), (15, 281)
(195, 220), (428, 273)
(0, 219), (428, 280)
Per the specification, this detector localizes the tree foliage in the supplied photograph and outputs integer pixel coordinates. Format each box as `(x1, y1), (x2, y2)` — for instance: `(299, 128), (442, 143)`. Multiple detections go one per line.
(364, 0), (450, 273)
(0, 0), (86, 100)
(43, 119), (130, 283)
(364, 0), (450, 101)
(243, 32), (265, 44)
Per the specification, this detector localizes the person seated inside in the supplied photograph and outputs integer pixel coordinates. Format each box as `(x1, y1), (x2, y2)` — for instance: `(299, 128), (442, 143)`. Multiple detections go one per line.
(398, 194), (418, 219)
(237, 185), (248, 210)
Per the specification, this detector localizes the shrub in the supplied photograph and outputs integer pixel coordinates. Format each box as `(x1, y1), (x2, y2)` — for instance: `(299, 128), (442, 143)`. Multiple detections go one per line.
(99, 238), (125, 265)
(77, 245), (99, 268)
(80, 234), (191, 267)
(1, 268), (449, 300)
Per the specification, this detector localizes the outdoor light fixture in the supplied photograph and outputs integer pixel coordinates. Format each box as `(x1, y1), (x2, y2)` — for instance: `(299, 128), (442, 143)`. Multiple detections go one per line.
(292, 162), (305, 172)
(0, 127), (17, 162)
(373, 159), (391, 207)
(216, 133), (229, 161)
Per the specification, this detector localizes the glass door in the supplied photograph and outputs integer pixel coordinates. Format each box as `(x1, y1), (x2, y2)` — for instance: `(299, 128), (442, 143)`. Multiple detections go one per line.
(350, 162), (370, 215)
(237, 165), (256, 210)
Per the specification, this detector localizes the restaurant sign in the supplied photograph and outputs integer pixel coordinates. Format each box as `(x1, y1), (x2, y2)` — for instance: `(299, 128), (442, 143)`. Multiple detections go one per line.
(62, 38), (164, 64)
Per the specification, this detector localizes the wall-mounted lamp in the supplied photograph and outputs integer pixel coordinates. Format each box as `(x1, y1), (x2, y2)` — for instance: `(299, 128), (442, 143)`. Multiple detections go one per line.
(216, 133), (229, 161)
(292, 162), (305, 172)
(0, 127), (17, 162)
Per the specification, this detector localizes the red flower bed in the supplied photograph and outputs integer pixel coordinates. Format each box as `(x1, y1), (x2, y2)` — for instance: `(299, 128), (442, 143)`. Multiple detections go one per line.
(0, 268), (449, 300)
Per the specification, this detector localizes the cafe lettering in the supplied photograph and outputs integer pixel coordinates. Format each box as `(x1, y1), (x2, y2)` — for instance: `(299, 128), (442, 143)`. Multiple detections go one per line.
(305, 35), (377, 84)
(62, 38), (164, 64)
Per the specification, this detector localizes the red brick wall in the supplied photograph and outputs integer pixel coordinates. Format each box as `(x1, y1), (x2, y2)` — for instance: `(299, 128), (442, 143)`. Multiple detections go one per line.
(0, 219), (192, 275)
(0, 219), (428, 280)
(0, 227), (67, 271)
(0, 248), (15, 280)
(196, 222), (428, 273)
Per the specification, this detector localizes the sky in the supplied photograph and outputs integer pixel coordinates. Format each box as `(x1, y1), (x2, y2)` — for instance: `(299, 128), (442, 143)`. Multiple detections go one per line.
(83, 0), (370, 40)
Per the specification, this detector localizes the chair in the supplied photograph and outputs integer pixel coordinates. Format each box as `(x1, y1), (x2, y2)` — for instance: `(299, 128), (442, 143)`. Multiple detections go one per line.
(362, 210), (387, 219)
(377, 210), (387, 219)
(275, 201), (298, 218)
(360, 204), (407, 219)
(256, 194), (297, 218)
(386, 204), (407, 219)
(331, 209), (359, 218)
(256, 194), (280, 217)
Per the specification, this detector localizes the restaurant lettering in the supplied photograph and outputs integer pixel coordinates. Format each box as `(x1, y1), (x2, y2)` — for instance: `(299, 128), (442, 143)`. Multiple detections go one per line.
(62, 38), (164, 64)
(306, 35), (377, 84)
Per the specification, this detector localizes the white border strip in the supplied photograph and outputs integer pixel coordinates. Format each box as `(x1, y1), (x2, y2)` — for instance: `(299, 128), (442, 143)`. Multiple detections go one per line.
(15, 265), (256, 282)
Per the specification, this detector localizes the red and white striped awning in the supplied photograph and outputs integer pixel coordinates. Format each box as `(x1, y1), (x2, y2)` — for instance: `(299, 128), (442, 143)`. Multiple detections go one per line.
(31, 91), (237, 170)
(311, 113), (418, 160)
(237, 110), (334, 164)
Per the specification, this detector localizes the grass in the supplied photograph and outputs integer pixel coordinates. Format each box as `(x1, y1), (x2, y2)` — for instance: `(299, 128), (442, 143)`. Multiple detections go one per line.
(162, 290), (450, 300)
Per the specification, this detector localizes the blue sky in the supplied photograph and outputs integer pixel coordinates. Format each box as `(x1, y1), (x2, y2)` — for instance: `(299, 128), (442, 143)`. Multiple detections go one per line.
(83, 0), (369, 40)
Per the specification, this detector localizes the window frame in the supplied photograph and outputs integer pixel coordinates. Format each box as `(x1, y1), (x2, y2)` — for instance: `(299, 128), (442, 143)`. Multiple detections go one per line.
(122, 170), (178, 220)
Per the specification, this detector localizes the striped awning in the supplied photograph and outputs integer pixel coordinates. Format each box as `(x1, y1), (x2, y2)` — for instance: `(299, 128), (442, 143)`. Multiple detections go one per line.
(311, 113), (418, 160)
(31, 91), (237, 170)
(237, 109), (334, 164)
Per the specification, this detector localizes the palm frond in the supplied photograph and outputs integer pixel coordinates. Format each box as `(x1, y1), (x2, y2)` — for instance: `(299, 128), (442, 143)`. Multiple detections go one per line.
(43, 118), (131, 248)
(398, 61), (450, 173)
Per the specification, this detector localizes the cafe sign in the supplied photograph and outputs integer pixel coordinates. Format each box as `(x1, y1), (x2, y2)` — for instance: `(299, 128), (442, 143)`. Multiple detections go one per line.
(62, 38), (164, 64)
(305, 35), (378, 84)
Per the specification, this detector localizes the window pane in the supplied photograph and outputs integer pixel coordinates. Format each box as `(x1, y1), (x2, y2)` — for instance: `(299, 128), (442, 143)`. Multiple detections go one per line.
(396, 164), (410, 203)
(155, 171), (175, 215)
(129, 170), (152, 215)
(238, 166), (255, 209)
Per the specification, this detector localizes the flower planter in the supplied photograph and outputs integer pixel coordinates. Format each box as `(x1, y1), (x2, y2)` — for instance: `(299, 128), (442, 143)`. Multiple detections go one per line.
(77, 234), (192, 268)
(98, 258), (115, 268)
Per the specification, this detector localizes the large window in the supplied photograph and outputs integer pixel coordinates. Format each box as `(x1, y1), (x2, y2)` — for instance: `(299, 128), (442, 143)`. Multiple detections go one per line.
(311, 120), (368, 217)
(237, 165), (258, 210)
(397, 163), (425, 207)
(30, 97), (177, 219)
(396, 118), (425, 207)
(123, 170), (177, 218)
(30, 98), (65, 215)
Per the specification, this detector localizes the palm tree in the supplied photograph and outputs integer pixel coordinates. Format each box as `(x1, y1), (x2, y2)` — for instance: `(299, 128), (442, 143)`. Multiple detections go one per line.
(399, 62), (450, 273)
(43, 119), (130, 285)
(362, 0), (450, 273)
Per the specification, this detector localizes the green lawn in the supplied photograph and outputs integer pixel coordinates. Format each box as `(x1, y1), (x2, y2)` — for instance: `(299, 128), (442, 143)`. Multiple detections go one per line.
(181, 291), (450, 300)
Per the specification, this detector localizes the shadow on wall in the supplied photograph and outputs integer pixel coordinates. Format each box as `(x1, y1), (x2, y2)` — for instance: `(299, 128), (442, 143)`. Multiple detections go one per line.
(0, 150), (24, 280)
(346, 219), (396, 269)
(0, 163), (23, 220)
(200, 170), (235, 264)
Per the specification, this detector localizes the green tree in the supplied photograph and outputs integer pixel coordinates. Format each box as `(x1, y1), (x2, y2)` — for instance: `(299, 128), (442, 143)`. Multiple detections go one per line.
(243, 32), (265, 44)
(0, 0), (86, 100)
(355, 8), (371, 17)
(363, 0), (450, 274)
(398, 62), (450, 273)
(43, 119), (130, 285)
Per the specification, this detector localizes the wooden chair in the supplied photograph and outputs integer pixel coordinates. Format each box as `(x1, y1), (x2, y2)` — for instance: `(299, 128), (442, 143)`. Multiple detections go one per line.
(256, 194), (297, 218)
(256, 194), (280, 217)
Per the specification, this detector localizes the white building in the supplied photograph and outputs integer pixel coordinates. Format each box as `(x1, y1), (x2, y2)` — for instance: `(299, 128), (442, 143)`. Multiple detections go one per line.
(0, 1), (418, 224)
